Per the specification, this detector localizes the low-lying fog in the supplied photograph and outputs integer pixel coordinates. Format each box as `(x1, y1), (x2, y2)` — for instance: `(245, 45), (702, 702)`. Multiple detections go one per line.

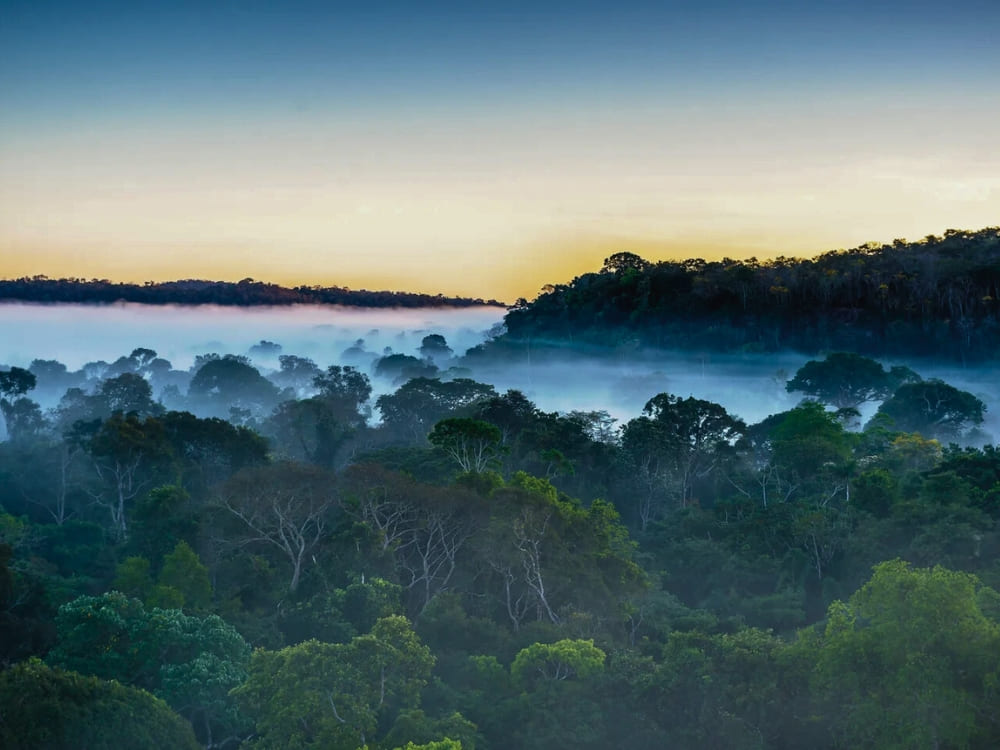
(1, 301), (997, 440)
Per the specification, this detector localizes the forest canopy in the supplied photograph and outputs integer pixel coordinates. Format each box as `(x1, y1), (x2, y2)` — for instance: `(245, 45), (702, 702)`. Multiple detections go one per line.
(2, 229), (1000, 748)
(495, 227), (1000, 361)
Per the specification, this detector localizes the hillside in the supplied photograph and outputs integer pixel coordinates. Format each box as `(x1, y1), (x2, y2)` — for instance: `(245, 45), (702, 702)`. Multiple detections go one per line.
(494, 227), (1000, 361)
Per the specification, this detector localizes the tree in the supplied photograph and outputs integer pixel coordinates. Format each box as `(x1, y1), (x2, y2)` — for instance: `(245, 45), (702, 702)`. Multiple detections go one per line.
(374, 354), (439, 385)
(84, 413), (172, 540)
(0, 659), (200, 750)
(156, 540), (212, 612)
(0, 396), (46, 442)
(382, 710), (476, 750)
(271, 354), (322, 396)
(565, 409), (618, 444)
(376, 378), (497, 442)
(312, 365), (373, 422)
(232, 616), (434, 750)
(418, 334), (454, 362)
(630, 628), (789, 749)
(785, 352), (899, 409)
(29, 358), (85, 395)
(46, 592), (251, 747)
(0, 366), (36, 401)
(0, 366), (38, 441)
(806, 560), (1000, 749)
(188, 355), (280, 418)
(266, 397), (357, 469)
(622, 394), (745, 527)
(390, 741), (463, 750)
(216, 462), (337, 592)
(742, 400), (854, 507)
(875, 379), (986, 441)
(428, 418), (503, 474)
(602, 251), (650, 274)
(159, 410), (269, 492)
(98, 372), (161, 416)
(342, 464), (485, 612)
(474, 390), (539, 445)
(511, 639), (606, 687)
(481, 474), (643, 630)
(390, 739), (463, 750)
(127, 484), (199, 565)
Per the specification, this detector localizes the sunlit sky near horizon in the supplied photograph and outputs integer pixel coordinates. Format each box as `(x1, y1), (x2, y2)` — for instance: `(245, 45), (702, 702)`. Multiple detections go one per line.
(2, 0), (998, 301)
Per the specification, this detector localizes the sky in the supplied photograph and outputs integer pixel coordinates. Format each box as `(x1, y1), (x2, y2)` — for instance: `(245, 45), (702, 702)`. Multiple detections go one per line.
(2, 0), (998, 301)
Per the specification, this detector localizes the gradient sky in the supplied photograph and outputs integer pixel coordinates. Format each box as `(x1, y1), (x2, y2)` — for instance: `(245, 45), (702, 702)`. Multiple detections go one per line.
(2, 0), (998, 300)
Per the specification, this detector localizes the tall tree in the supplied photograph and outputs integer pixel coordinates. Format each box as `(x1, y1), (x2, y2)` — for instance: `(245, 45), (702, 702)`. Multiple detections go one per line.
(785, 352), (901, 410)
(216, 462), (337, 592)
(428, 418), (503, 474)
(622, 394), (745, 527)
(84, 413), (171, 540)
(875, 379), (987, 441)
(0, 366), (39, 441)
(376, 378), (497, 442)
(46, 592), (251, 747)
(0, 659), (201, 750)
(804, 560), (1000, 749)
(233, 616), (434, 750)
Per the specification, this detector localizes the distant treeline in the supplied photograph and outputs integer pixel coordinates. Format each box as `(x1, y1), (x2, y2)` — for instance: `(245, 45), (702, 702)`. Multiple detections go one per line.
(0, 276), (505, 309)
(497, 227), (1000, 361)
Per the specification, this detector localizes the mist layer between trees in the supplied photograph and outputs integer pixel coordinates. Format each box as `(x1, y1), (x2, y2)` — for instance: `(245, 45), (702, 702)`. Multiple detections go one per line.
(1, 269), (1000, 748)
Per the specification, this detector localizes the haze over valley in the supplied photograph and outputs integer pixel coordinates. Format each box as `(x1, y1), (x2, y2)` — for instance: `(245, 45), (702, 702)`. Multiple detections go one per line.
(4, 0), (1000, 748)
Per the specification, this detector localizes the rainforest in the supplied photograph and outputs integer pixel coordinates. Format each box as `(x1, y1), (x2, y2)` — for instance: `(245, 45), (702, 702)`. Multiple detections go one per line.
(2, 229), (1000, 749)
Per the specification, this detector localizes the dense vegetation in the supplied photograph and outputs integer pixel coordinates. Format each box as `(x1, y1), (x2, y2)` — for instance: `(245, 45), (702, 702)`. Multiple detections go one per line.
(0, 276), (504, 308)
(0, 229), (1000, 750)
(494, 227), (1000, 361)
(2, 237), (1000, 747)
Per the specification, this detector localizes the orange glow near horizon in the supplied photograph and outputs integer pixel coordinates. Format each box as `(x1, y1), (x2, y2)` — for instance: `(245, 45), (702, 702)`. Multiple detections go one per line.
(3, 2), (999, 304)
(2, 93), (999, 302)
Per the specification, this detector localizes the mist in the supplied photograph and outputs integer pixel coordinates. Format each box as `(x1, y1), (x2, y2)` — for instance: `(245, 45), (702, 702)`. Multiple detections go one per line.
(1, 301), (997, 441)
(0, 302), (505, 372)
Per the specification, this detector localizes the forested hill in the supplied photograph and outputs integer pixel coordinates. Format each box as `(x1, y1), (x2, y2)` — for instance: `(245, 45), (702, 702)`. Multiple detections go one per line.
(0, 276), (505, 308)
(498, 227), (1000, 361)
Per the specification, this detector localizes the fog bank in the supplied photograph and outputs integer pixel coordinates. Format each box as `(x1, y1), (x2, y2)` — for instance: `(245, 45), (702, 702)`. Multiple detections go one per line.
(1, 302), (997, 440)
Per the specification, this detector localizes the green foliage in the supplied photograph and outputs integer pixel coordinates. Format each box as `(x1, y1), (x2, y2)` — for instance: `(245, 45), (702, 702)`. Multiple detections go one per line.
(188, 354), (280, 419)
(0, 658), (200, 750)
(621, 393), (745, 526)
(390, 740), (463, 750)
(112, 556), (153, 599)
(875, 379), (986, 441)
(507, 470), (559, 503)
(786, 352), (899, 409)
(99, 372), (161, 417)
(852, 468), (899, 517)
(127, 485), (199, 564)
(375, 377), (497, 441)
(511, 639), (606, 686)
(428, 418), (503, 474)
(46, 592), (250, 744)
(631, 627), (789, 749)
(805, 560), (1000, 749)
(499, 228), (1000, 360)
(10, 298), (1000, 750)
(312, 365), (372, 417)
(484, 475), (645, 631)
(375, 354), (439, 384)
(233, 615), (434, 749)
(383, 709), (475, 750)
(278, 578), (405, 645)
(157, 540), (212, 612)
